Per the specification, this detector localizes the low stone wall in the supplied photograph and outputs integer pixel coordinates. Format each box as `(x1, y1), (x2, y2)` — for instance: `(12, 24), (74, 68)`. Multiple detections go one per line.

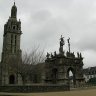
(0, 84), (70, 92)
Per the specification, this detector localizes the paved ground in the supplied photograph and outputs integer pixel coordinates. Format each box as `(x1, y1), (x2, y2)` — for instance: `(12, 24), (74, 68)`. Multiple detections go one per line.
(0, 87), (96, 96)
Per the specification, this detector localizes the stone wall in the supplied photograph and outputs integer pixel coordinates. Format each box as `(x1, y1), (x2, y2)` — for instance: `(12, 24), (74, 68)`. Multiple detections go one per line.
(0, 84), (70, 92)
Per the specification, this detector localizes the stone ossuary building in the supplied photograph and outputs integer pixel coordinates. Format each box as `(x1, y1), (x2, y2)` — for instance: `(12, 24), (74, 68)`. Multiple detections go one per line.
(0, 2), (85, 86)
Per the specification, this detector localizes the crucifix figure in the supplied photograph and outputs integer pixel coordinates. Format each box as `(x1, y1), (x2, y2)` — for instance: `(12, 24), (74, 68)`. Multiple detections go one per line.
(60, 35), (65, 47)
(46, 52), (50, 59)
(67, 37), (70, 53)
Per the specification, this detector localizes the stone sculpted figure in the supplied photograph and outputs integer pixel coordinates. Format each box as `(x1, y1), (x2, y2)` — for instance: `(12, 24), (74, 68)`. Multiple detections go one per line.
(60, 35), (65, 47)
(46, 52), (50, 58)
(80, 53), (82, 58)
(51, 53), (53, 58)
(67, 37), (70, 53)
(54, 51), (57, 56)
(59, 35), (65, 55)
(77, 52), (79, 58)
(67, 37), (70, 44)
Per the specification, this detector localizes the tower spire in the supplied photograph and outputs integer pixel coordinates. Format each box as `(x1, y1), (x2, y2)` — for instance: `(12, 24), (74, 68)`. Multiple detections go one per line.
(11, 0), (17, 18)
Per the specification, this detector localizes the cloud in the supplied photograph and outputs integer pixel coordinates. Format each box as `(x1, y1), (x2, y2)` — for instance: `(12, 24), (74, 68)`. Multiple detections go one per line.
(82, 50), (96, 68)
(32, 10), (52, 23)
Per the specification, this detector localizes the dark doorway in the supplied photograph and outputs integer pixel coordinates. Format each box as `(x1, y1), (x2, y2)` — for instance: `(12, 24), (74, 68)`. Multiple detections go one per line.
(9, 75), (15, 84)
(52, 68), (58, 84)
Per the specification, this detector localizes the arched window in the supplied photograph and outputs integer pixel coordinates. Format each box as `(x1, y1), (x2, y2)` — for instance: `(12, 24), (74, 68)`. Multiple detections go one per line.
(13, 25), (16, 30)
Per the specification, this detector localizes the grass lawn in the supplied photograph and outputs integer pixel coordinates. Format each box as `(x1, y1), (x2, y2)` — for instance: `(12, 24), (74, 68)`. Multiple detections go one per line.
(0, 88), (96, 96)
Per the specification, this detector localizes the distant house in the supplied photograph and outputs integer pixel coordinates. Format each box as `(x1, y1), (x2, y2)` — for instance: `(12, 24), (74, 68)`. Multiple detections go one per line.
(83, 67), (96, 82)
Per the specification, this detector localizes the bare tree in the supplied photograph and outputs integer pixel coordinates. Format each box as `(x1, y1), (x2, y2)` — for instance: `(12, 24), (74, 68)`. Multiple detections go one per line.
(6, 45), (45, 84)
(21, 45), (45, 84)
(22, 45), (45, 65)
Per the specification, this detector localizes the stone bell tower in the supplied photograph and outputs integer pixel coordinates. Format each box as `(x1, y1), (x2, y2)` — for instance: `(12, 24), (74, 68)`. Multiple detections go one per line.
(0, 2), (22, 85)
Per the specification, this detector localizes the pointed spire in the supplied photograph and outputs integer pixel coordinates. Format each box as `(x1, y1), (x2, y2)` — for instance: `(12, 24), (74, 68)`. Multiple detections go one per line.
(11, 0), (17, 18)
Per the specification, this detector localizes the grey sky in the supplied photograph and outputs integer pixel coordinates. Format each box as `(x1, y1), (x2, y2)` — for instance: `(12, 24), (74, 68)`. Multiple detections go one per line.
(0, 0), (96, 68)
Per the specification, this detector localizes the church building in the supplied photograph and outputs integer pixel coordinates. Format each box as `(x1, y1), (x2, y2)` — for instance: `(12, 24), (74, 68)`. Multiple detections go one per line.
(0, 2), (85, 86)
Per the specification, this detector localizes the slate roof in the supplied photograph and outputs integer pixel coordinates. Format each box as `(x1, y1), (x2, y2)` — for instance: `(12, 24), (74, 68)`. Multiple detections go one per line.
(83, 66), (96, 75)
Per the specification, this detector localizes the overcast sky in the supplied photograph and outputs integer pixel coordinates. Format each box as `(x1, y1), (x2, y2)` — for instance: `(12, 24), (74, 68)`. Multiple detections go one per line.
(0, 0), (96, 68)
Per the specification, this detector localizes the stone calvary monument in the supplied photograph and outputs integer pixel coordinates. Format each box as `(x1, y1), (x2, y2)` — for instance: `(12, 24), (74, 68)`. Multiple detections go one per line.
(0, 2), (85, 92)
(45, 35), (84, 86)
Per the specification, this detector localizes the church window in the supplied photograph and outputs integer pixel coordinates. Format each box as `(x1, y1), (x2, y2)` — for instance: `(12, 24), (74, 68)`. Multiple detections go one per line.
(13, 25), (16, 30)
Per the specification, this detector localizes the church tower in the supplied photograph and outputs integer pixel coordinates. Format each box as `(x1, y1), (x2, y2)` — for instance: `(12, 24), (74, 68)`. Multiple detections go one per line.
(2, 2), (22, 61)
(0, 2), (22, 85)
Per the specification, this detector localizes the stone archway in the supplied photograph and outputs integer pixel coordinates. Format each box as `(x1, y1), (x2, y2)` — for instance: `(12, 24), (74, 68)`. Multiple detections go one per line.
(67, 67), (76, 86)
(9, 75), (15, 84)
